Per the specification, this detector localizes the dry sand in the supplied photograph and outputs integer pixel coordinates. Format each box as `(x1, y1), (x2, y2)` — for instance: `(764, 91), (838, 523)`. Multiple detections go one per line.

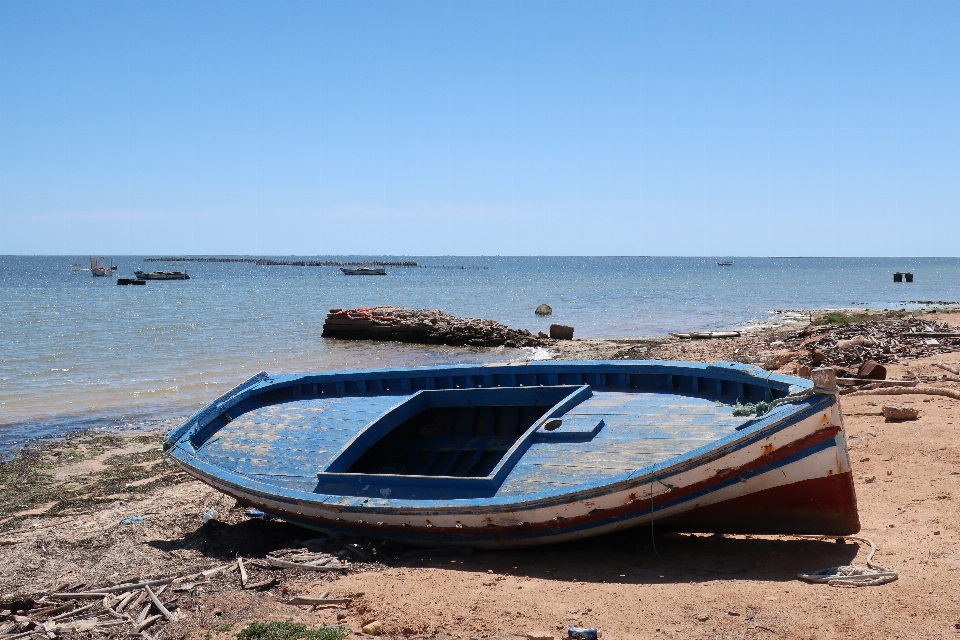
(2, 313), (960, 639)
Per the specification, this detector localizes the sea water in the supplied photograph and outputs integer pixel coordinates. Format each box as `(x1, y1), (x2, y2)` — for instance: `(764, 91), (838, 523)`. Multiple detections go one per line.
(2, 255), (958, 457)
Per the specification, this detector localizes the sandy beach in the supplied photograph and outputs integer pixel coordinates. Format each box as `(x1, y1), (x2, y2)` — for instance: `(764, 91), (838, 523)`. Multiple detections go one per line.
(2, 311), (959, 639)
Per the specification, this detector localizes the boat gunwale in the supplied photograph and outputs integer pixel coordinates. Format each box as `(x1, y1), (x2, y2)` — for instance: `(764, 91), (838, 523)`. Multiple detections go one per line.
(164, 360), (809, 450)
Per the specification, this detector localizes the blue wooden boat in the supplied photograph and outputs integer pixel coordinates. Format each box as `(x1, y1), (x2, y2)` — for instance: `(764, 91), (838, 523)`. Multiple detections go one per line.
(164, 361), (860, 548)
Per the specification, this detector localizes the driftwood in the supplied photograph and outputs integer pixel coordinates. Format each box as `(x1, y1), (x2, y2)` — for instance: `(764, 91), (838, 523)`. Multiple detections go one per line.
(136, 615), (163, 632)
(935, 362), (960, 375)
(51, 591), (131, 599)
(262, 557), (349, 571)
(145, 585), (174, 621)
(286, 596), (352, 606)
(88, 577), (175, 594)
(243, 577), (278, 590)
(129, 588), (149, 613)
(115, 589), (138, 612)
(29, 602), (75, 618)
(238, 556), (248, 587)
(48, 601), (99, 621)
(845, 385), (960, 400)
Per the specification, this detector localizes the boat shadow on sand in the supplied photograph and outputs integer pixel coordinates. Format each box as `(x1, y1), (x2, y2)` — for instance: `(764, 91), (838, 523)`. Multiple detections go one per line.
(147, 517), (862, 586)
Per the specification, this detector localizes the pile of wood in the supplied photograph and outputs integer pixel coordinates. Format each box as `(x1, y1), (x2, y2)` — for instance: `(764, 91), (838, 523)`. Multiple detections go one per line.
(0, 545), (356, 639)
(797, 318), (960, 369)
(322, 306), (543, 348)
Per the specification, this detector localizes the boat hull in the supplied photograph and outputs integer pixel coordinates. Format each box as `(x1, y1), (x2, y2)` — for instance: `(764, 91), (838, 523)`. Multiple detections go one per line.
(168, 367), (859, 547)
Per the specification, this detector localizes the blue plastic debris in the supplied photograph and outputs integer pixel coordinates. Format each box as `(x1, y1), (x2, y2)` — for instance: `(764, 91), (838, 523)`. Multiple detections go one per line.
(247, 509), (265, 518)
(122, 516), (144, 525)
(568, 627), (599, 640)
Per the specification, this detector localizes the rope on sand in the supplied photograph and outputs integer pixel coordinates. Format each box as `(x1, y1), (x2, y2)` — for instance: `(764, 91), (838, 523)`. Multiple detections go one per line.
(797, 536), (899, 587)
(845, 385), (960, 400)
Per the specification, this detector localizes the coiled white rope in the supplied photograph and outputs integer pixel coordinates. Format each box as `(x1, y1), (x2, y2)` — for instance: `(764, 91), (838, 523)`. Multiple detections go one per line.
(796, 535), (899, 587)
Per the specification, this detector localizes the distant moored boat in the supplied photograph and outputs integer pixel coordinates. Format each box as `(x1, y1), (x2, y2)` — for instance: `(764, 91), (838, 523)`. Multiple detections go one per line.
(717, 261), (734, 266)
(90, 256), (117, 276)
(340, 267), (386, 275)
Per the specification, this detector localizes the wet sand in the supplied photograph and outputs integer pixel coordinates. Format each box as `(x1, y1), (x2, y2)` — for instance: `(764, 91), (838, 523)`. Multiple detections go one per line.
(2, 312), (959, 639)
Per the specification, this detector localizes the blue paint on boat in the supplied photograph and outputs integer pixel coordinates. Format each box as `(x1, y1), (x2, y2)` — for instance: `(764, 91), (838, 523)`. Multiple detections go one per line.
(165, 360), (860, 546)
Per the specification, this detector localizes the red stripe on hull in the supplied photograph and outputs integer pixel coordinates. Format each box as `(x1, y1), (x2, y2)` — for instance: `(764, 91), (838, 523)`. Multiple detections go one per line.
(654, 471), (861, 535)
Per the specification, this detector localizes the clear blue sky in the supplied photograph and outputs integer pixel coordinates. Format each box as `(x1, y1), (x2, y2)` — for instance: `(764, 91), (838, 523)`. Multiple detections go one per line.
(1, 1), (958, 256)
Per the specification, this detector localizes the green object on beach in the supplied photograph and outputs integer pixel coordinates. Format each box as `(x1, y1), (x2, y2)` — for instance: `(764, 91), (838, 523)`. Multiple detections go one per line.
(237, 622), (349, 640)
(820, 311), (862, 325)
(733, 400), (770, 417)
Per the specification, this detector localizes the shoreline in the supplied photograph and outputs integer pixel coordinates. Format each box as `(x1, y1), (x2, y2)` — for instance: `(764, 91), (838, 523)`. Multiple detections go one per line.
(2, 310), (959, 638)
(4, 306), (957, 462)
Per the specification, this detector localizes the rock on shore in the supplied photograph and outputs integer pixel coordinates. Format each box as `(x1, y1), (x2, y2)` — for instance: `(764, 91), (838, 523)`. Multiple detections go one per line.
(322, 306), (543, 347)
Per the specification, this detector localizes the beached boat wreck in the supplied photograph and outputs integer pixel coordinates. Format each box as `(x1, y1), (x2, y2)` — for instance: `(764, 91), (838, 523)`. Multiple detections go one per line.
(164, 361), (859, 548)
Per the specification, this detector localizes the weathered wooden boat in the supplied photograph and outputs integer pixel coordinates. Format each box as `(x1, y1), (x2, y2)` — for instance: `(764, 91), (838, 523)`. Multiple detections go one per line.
(164, 361), (859, 548)
(134, 269), (190, 280)
(340, 267), (386, 275)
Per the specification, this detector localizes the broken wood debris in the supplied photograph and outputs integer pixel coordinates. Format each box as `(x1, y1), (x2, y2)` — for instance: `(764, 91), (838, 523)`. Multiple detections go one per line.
(2, 551), (354, 639)
(144, 585), (174, 622)
(238, 556), (249, 588)
(261, 556), (349, 571)
(797, 319), (960, 370)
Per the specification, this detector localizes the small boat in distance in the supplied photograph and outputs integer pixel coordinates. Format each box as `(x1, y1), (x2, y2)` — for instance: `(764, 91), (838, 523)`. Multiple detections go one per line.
(717, 261), (734, 266)
(134, 269), (190, 280)
(340, 267), (387, 276)
(90, 256), (117, 276)
(166, 361), (860, 548)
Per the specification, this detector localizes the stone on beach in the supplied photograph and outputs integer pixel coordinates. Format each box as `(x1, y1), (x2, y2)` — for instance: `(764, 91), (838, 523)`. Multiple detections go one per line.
(882, 404), (919, 421)
(361, 620), (383, 635)
(535, 304), (553, 316)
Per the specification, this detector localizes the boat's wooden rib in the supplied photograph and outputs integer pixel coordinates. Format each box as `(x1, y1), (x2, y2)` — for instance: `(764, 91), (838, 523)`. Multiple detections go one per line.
(165, 361), (860, 547)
